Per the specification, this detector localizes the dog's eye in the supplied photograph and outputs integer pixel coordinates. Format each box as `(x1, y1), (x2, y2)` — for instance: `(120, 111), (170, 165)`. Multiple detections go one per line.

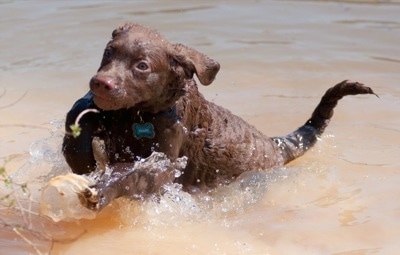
(103, 48), (112, 60)
(136, 62), (149, 71)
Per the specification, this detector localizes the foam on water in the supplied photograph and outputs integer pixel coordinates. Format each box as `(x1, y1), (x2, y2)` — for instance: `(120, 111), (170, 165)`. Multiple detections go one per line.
(117, 165), (291, 229)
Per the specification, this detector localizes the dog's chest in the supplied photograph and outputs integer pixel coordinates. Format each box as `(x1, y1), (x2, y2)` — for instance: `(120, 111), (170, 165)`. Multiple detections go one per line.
(100, 109), (179, 163)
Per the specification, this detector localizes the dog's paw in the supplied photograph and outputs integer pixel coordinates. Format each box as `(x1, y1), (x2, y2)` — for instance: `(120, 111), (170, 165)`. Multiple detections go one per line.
(78, 187), (100, 211)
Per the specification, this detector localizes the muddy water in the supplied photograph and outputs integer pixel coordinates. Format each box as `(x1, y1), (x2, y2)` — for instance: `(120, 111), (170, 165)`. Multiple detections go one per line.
(1, 0), (399, 254)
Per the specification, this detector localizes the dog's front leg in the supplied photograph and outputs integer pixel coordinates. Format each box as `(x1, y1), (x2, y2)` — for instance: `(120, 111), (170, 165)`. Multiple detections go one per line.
(79, 153), (187, 211)
(157, 121), (186, 161)
(78, 163), (175, 211)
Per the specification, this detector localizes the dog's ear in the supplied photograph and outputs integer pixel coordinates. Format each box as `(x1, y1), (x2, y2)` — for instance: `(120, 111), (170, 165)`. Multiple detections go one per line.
(171, 44), (220, 86)
(112, 24), (129, 38)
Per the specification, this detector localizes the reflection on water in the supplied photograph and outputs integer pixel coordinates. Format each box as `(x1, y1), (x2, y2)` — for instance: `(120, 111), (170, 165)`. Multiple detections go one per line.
(1, 0), (400, 254)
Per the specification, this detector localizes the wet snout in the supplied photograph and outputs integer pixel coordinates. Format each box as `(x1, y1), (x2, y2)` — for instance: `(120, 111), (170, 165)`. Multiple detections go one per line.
(89, 74), (122, 110)
(90, 74), (117, 94)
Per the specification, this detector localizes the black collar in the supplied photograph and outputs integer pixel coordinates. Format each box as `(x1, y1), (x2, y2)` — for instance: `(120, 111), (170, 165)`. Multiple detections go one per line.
(137, 104), (179, 121)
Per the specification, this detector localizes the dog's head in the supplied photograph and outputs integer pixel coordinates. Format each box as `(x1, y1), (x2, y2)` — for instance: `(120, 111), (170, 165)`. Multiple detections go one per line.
(89, 23), (220, 112)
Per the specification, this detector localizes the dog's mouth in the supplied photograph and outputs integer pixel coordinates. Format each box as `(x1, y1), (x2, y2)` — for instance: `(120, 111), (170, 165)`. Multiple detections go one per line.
(92, 93), (121, 111)
(92, 92), (142, 111)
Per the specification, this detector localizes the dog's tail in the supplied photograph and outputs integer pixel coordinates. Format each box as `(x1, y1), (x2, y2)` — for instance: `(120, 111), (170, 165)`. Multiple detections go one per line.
(272, 80), (377, 164)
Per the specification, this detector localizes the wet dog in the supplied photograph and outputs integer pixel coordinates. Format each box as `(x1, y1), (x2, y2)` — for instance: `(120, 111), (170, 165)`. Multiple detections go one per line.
(62, 23), (376, 210)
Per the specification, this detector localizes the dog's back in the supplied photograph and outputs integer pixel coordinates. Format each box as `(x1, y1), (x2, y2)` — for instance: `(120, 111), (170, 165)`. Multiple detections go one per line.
(62, 23), (376, 210)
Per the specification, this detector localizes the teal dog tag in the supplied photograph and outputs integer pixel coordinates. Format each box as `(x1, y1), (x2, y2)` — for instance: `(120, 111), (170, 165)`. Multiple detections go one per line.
(132, 122), (155, 139)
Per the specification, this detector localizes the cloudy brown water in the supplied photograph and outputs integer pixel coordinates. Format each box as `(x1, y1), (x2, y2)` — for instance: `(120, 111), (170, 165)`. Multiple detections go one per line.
(1, 0), (399, 254)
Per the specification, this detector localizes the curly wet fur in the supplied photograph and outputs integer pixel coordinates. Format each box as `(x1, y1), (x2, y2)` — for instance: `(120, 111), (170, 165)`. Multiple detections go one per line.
(62, 23), (376, 210)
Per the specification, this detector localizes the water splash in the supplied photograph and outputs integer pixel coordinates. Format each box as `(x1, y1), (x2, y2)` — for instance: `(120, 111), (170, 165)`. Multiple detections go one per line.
(4, 120), (291, 228)
(118, 167), (291, 228)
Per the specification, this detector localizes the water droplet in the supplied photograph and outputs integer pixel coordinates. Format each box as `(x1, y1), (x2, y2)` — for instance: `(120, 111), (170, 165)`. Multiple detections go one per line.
(174, 170), (181, 178)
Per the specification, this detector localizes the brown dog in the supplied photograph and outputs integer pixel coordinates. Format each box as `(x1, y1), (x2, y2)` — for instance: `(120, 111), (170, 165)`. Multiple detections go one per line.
(62, 23), (375, 210)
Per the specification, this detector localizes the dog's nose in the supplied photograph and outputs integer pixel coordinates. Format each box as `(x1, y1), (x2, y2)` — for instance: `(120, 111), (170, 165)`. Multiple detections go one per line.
(90, 75), (116, 92)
